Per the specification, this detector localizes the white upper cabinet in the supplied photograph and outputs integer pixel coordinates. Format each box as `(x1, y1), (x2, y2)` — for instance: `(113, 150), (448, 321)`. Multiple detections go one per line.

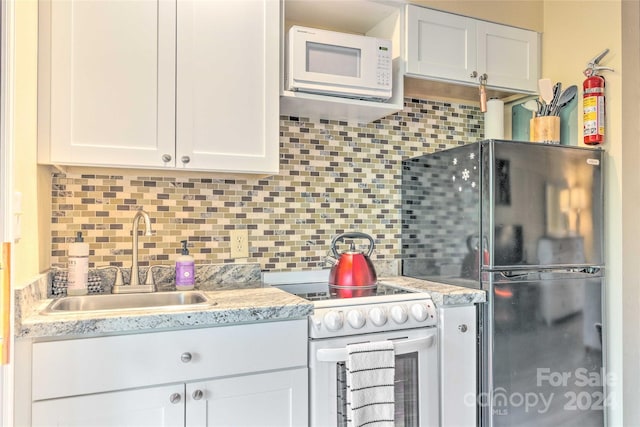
(38, 0), (176, 168)
(176, 0), (279, 173)
(406, 6), (477, 84)
(38, 0), (279, 174)
(406, 5), (539, 94)
(476, 20), (540, 93)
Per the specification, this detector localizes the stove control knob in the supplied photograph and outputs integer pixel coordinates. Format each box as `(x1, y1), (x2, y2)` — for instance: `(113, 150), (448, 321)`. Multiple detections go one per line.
(346, 310), (366, 329)
(390, 305), (408, 324)
(369, 307), (387, 326)
(323, 310), (344, 331)
(410, 303), (429, 322)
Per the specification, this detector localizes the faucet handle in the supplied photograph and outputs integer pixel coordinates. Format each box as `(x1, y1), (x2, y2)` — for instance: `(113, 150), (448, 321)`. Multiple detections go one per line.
(114, 267), (124, 287)
(145, 266), (157, 286)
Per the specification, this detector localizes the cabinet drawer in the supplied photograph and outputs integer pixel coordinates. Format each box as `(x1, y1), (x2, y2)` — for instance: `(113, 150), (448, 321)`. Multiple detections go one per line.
(32, 319), (307, 401)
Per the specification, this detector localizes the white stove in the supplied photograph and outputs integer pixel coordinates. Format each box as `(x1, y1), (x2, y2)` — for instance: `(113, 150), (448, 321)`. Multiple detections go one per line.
(263, 270), (437, 339)
(263, 270), (440, 427)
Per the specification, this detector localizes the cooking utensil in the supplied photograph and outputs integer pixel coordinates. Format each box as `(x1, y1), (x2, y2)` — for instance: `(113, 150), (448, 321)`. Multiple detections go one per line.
(327, 232), (377, 294)
(522, 99), (539, 114)
(538, 78), (554, 103)
(535, 99), (545, 116)
(538, 78), (554, 115)
(552, 85), (577, 116)
(548, 82), (561, 116)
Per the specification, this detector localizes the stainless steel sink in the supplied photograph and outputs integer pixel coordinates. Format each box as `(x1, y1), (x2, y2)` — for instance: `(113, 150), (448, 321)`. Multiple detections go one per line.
(41, 291), (215, 315)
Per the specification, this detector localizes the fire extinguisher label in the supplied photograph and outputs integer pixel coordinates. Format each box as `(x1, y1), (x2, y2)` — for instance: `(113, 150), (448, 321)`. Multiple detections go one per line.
(597, 97), (605, 136)
(584, 87), (604, 95)
(583, 96), (598, 136)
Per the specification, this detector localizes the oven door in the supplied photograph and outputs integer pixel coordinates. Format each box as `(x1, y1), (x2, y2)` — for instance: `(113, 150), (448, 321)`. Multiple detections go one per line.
(309, 328), (439, 427)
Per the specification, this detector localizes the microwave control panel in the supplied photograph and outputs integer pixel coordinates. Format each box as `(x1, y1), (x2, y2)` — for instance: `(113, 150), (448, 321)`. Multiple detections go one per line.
(376, 43), (392, 88)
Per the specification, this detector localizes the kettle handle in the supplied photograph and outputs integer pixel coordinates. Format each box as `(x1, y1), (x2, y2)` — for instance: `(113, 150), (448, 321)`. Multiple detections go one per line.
(331, 232), (375, 258)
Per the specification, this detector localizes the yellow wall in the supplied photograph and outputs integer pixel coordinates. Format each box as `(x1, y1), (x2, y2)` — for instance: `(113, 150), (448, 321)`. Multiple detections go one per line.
(13, 0), (43, 286)
(620, 2), (640, 425)
(542, 1), (639, 425)
(412, 0), (543, 31)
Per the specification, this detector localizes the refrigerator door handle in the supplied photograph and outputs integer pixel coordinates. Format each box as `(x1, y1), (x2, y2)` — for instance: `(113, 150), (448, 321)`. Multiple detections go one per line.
(497, 266), (603, 281)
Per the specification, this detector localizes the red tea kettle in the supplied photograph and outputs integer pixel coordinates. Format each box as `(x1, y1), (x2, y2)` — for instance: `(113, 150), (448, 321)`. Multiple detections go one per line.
(327, 232), (377, 288)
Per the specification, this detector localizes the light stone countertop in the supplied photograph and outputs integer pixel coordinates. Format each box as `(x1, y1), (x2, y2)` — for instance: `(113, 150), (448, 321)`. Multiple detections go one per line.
(17, 287), (314, 340)
(16, 272), (485, 340)
(379, 276), (486, 307)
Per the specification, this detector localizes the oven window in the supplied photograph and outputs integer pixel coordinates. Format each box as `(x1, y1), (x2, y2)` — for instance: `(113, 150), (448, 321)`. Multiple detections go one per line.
(305, 42), (361, 77)
(336, 353), (420, 427)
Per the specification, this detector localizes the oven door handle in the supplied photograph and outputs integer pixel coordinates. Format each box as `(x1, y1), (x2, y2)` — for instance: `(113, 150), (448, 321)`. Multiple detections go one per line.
(315, 334), (436, 363)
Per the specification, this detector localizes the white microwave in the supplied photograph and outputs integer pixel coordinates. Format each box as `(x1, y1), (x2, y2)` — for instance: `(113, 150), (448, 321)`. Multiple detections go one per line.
(286, 26), (392, 101)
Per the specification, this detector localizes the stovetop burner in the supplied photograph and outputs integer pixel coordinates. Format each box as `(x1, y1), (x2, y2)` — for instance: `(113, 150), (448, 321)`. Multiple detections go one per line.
(275, 281), (414, 302)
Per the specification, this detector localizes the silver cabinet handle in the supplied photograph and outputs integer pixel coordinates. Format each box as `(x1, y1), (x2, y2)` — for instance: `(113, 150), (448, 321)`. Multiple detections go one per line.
(192, 389), (204, 400)
(162, 154), (172, 163)
(458, 324), (468, 333)
(181, 156), (191, 164)
(169, 393), (181, 404)
(470, 71), (478, 78)
(181, 352), (192, 363)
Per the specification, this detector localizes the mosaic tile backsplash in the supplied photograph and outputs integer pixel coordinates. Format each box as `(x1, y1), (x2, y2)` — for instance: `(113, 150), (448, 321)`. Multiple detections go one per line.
(50, 97), (484, 271)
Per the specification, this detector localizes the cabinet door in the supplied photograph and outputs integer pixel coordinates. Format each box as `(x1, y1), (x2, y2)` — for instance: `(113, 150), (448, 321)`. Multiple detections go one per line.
(32, 384), (185, 427)
(186, 368), (308, 427)
(176, 0), (279, 174)
(439, 305), (477, 427)
(477, 21), (539, 93)
(406, 5), (477, 84)
(41, 0), (176, 167)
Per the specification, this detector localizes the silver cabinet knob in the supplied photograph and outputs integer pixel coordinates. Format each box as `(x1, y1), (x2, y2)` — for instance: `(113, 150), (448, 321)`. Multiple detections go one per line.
(458, 324), (468, 333)
(192, 389), (204, 400)
(181, 352), (192, 363)
(162, 154), (172, 163)
(181, 156), (191, 164)
(169, 393), (182, 404)
(470, 71), (478, 78)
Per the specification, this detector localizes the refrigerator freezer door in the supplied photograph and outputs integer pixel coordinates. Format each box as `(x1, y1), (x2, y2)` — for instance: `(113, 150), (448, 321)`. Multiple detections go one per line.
(480, 271), (605, 427)
(483, 141), (603, 268)
(401, 140), (603, 289)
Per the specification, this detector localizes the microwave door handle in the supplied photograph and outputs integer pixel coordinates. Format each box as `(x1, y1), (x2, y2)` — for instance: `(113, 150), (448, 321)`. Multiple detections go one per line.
(315, 334), (436, 363)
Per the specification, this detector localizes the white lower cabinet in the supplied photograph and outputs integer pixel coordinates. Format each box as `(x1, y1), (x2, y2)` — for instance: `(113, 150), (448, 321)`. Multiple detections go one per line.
(32, 384), (185, 427)
(439, 304), (477, 427)
(32, 369), (307, 427)
(27, 320), (308, 427)
(186, 369), (307, 426)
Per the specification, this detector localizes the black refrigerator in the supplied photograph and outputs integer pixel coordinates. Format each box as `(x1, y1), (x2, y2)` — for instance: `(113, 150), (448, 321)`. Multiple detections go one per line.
(401, 140), (605, 426)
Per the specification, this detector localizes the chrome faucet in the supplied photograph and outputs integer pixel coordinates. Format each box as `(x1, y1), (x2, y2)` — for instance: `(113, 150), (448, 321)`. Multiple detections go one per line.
(112, 209), (155, 294)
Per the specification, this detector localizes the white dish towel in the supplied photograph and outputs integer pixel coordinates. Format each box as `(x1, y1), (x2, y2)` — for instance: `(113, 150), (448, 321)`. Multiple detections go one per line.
(346, 340), (395, 427)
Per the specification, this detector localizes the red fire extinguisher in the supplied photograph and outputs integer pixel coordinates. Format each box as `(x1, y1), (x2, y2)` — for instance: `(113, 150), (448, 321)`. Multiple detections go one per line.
(583, 49), (614, 145)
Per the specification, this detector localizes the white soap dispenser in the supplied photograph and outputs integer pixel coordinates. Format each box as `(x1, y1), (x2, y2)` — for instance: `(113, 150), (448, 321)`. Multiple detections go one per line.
(67, 231), (89, 296)
(175, 240), (195, 290)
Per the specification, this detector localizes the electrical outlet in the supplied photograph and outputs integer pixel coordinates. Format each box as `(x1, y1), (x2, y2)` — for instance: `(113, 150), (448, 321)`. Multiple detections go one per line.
(229, 229), (249, 259)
